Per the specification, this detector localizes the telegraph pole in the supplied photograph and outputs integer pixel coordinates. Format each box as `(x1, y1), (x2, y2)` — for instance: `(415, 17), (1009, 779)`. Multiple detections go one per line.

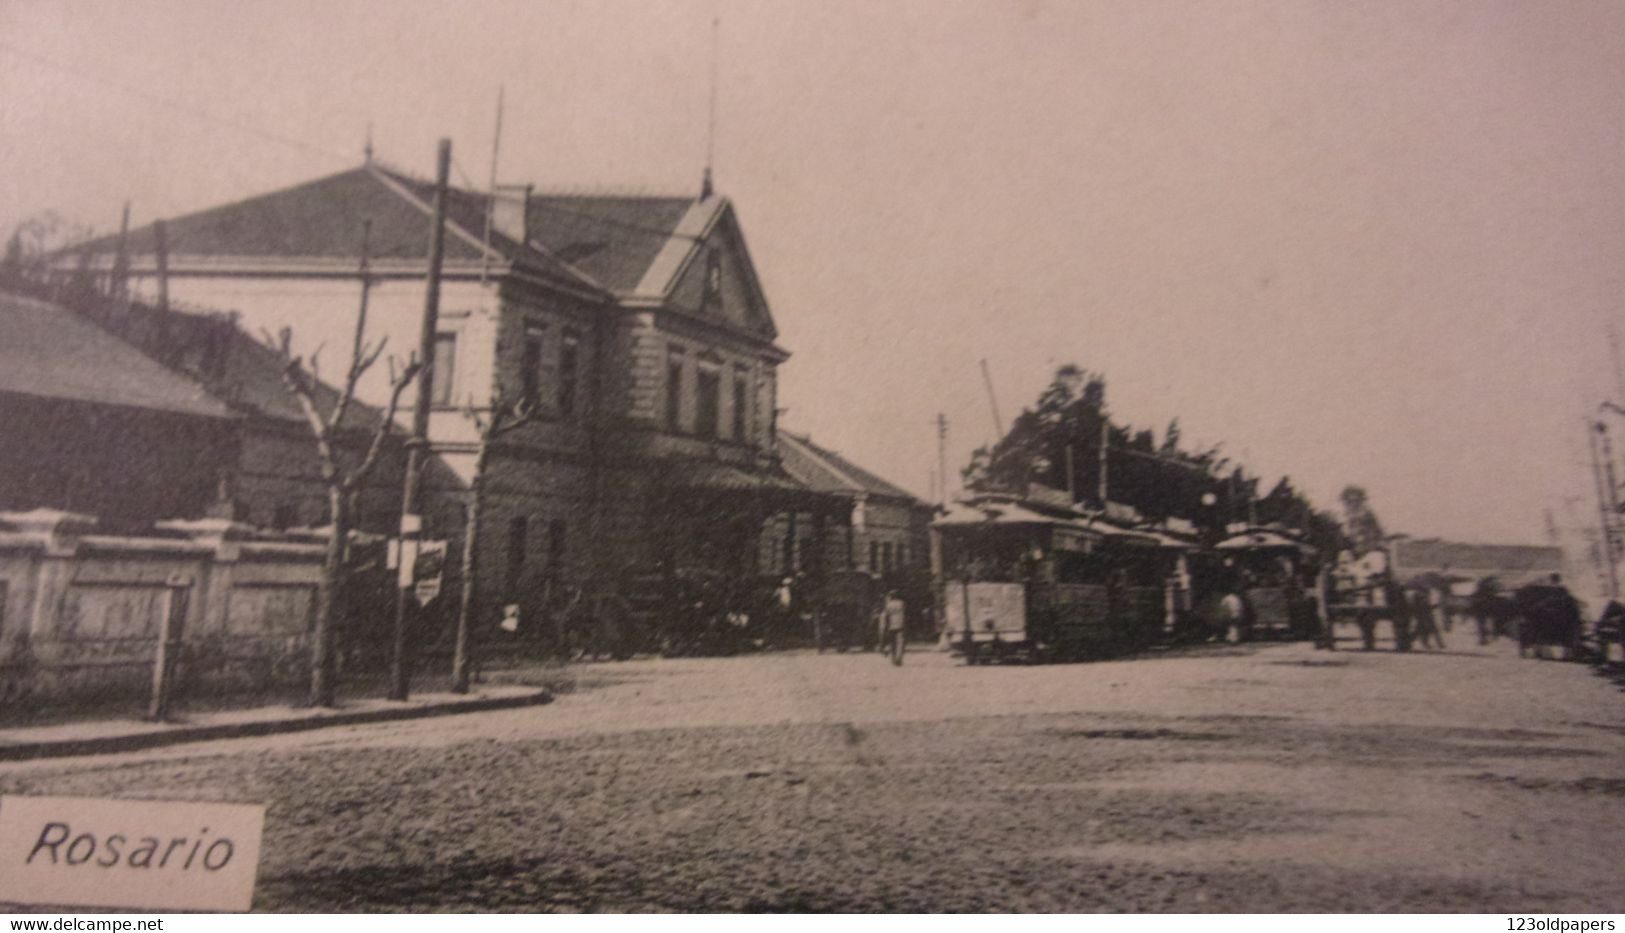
(390, 138), (452, 702)
(1097, 418), (1109, 505)
(1588, 420), (1620, 600)
(936, 413), (949, 507)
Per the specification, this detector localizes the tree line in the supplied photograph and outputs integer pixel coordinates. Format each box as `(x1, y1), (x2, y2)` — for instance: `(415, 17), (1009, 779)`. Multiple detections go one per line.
(962, 364), (1353, 557)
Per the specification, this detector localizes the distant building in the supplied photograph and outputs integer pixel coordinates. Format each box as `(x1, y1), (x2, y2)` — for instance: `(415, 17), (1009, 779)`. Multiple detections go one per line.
(0, 290), (237, 531)
(772, 431), (932, 582)
(1388, 537), (1565, 589)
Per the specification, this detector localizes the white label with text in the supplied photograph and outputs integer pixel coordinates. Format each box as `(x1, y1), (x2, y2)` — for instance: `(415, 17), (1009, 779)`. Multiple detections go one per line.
(0, 794), (264, 912)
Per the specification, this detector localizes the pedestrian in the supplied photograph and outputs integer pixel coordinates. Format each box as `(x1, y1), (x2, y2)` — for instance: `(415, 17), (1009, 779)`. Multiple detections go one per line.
(877, 590), (906, 666)
(1411, 584), (1445, 650)
(1383, 578), (1413, 651)
(1219, 587), (1250, 644)
(1470, 577), (1501, 646)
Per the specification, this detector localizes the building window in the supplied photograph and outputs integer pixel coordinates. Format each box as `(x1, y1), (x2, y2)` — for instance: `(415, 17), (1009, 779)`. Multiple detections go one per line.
(882, 542), (894, 573)
(897, 543), (908, 569)
(506, 516), (528, 595)
(520, 324), (544, 406)
(666, 351), (684, 432)
(869, 540), (879, 573)
(559, 331), (580, 418)
(697, 367), (721, 438)
(431, 332), (458, 407)
(732, 373), (748, 441)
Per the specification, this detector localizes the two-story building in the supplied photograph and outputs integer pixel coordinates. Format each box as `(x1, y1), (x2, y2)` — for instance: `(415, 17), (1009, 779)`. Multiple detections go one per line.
(67, 159), (837, 630)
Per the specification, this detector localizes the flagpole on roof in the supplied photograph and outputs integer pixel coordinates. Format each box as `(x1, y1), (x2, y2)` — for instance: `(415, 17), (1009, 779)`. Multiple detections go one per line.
(480, 85), (505, 286)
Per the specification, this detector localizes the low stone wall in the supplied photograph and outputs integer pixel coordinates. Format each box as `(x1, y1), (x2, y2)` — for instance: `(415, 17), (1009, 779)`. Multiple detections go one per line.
(0, 510), (326, 711)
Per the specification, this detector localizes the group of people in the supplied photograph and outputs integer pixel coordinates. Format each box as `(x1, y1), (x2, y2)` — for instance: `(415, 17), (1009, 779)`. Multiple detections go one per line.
(1323, 572), (1586, 656)
(1346, 578), (1450, 652)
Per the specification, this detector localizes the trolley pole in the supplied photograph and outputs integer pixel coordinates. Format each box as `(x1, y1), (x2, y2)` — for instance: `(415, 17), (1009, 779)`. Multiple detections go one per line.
(390, 138), (452, 702)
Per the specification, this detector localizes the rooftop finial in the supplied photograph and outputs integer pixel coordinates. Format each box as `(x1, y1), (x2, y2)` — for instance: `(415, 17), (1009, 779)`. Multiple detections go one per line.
(363, 122), (374, 164)
(703, 14), (719, 199)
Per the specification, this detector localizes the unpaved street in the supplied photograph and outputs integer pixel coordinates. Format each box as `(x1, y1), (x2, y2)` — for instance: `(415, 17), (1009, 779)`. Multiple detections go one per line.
(2, 638), (1622, 912)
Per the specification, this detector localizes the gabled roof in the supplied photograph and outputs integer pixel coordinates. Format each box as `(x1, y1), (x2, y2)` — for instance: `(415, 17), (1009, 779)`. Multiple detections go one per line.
(72, 164), (742, 309)
(778, 432), (919, 504)
(0, 290), (235, 420)
(72, 166), (605, 296)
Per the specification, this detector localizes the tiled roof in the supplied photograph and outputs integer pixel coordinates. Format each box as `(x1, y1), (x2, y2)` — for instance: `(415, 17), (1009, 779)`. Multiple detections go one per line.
(779, 432), (919, 503)
(75, 165), (712, 301)
(69, 165), (718, 303)
(0, 290), (235, 420)
(1391, 538), (1563, 574)
(91, 300), (392, 432)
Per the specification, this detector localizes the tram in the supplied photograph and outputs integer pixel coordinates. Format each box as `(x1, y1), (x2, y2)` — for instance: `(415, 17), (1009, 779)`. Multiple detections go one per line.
(1206, 524), (1320, 640)
(933, 494), (1186, 663)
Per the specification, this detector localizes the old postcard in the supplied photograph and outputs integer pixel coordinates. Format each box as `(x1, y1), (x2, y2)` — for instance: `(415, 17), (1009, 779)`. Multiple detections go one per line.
(0, 0), (1621, 915)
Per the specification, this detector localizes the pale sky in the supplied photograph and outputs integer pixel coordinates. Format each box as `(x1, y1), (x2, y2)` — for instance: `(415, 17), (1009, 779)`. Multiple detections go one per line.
(4, 0), (1624, 548)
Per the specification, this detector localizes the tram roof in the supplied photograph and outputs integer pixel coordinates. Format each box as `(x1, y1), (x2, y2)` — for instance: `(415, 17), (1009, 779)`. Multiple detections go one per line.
(935, 498), (1166, 546)
(1216, 527), (1314, 553)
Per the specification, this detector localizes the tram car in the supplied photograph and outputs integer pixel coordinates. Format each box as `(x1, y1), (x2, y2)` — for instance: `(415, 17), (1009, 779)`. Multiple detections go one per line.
(932, 494), (1185, 663)
(1204, 524), (1320, 640)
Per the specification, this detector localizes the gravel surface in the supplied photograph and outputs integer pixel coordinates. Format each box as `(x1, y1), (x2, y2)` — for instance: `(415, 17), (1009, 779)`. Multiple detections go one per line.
(2, 636), (1622, 912)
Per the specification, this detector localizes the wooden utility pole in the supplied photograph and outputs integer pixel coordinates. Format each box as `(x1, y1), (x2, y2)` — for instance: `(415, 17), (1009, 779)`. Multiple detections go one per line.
(1591, 420), (1622, 600)
(153, 219), (170, 313)
(936, 413), (949, 507)
(1097, 418), (1109, 505)
(264, 220), (419, 708)
(111, 202), (131, 302)
(1065, 444), (1076, 502)
(390, 138), (452, 702)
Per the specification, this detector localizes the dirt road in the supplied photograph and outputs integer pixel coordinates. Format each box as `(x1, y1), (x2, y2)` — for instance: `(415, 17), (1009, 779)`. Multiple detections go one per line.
(1, 637), (1621, 912)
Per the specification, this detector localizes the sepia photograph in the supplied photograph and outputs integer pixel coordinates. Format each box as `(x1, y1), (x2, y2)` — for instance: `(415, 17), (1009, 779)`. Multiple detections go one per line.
(0, 0), (1623, 917)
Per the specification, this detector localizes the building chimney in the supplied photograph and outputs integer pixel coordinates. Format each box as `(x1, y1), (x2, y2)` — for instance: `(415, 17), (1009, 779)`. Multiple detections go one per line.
(490, 184), (532, 245)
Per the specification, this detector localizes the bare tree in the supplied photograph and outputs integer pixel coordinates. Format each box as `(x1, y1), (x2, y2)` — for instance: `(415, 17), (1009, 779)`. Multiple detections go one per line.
(265, 222), (419, 707)
(452, 387), (537, 693)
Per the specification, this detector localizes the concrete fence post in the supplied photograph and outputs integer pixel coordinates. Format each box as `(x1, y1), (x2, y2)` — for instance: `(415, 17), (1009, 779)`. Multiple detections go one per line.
(148, 572), (193, 722)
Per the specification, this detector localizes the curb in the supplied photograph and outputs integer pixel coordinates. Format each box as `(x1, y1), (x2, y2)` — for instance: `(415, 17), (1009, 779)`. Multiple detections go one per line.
(0, 689), (553, 763)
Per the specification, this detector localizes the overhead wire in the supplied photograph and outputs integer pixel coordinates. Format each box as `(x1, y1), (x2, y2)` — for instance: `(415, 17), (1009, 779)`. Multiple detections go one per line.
(2, 42), (712, 249)
(0, 41), (354, 164)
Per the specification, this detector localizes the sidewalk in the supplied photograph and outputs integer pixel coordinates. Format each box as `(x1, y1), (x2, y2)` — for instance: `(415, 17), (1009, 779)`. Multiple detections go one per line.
(0, 685), (552, 762)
